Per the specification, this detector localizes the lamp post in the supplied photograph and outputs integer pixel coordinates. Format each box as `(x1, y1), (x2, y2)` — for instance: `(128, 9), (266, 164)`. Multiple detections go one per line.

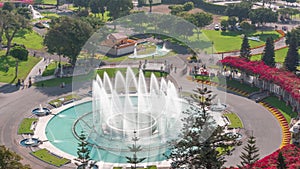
(211, 41), (214, 62)
(149, 0), (153, 13)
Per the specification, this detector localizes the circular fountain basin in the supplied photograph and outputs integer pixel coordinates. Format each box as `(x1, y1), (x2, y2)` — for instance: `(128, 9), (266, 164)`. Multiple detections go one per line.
(226, 132), (243, 140)
(20, 138), (40, 147)
(106, 113), (157, 138)
(32, 108), (51, 116)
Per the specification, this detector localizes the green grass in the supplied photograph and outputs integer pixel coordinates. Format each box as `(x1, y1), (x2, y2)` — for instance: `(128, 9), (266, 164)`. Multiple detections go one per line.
(31, 149), (70, 167)
(41, 12), (60, 18)
(97, 68), (138, 78)
(202, 30), (281, 53)
(43, 0), (57, 4)
(42, 61), (70, 77)
(0, 51), (41, 83)
(262, 96), (298, 123)
(223, 113), (243, 129)
(18, 118), (38, 134)
(2, 30), (44, 50)
(225, 78), (260, 94)
(251, 47), (300, 63)
(48, 94), (79, 108)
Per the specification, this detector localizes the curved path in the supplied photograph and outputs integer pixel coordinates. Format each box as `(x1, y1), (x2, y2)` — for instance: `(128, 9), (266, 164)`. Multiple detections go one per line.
(0, 54), (282, 169)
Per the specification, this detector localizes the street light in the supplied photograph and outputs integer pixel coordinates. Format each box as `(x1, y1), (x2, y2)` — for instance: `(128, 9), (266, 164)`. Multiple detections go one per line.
(211, 41), (214, 63)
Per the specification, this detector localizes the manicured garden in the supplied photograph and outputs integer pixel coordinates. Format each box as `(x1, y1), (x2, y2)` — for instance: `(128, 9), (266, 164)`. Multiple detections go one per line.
(48, 94), (79, 108)
(223, 113), (243, 129)
(0, 51), (41, 83)
(30, 149), (70, 167)
(18, 118), (38, 134)
(262, 96), (297, 123)
(202, 30), (281, 53)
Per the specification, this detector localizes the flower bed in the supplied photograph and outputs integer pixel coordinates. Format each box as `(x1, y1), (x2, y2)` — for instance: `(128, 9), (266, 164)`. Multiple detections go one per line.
(220, 57), (300, 103)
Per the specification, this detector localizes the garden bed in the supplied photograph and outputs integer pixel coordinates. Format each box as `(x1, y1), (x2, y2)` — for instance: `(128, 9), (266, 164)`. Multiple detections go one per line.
(31, 149), (70, 167)
(223, 113), (243, 129)
(49, 94), (80, 108)
(18, 118), (38, 134)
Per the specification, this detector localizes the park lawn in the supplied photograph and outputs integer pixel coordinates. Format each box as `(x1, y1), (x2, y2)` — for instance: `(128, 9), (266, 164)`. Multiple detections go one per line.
(223, 113), (243, 128)
(0, 52), (41, 83)
(42, 61), (70, 77)
(2, 30), (44, 50)
(18, 118), (38, 134)
(41, 12), (60, 18)
(43, 0), (57, 5)
(31, 149), (70, 167)
(225, 78), (260, 94)
(49, 94), (79, 107)
(202, 30), (281, 53)
(262, 96), (298, 123)
(251, 47), (300, 63)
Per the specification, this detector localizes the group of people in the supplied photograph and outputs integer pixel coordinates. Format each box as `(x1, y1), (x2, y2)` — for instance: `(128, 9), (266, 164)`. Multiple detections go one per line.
(16, 78), (32, 89)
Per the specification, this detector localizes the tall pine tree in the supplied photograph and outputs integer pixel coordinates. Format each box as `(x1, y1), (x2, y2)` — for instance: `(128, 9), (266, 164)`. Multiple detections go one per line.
(239, 136), (260, 169)
(262, 37), (275, 67)
(284, 35), (299, 72)
(277, 151), (287, 169)
(77, 131), (91, 169)
(167, 87), (240, 169)
(125, 130), (146, 169)
(240, 35), (251, 60)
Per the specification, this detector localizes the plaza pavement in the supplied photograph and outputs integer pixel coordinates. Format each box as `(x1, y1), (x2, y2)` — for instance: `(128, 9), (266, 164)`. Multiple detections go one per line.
(0, 34), (287, 168)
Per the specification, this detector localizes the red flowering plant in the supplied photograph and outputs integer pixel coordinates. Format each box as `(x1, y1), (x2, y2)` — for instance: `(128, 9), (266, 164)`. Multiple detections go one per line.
(220, 57), (300, 102)
(227, 144), (300, 169)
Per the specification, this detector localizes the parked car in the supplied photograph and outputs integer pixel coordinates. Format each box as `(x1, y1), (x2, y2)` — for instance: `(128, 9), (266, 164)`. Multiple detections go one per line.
(214, 24), (220, 31)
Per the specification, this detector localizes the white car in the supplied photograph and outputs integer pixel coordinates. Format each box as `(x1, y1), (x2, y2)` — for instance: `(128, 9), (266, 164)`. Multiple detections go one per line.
(214, 24), (220, 30)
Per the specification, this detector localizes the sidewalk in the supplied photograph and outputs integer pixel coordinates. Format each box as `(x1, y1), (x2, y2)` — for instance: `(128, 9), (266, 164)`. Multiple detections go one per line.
(25, 58), (54, 84)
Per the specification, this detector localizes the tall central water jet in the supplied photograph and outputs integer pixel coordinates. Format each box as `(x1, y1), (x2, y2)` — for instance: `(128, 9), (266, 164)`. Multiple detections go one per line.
(92, 67), (182, 141)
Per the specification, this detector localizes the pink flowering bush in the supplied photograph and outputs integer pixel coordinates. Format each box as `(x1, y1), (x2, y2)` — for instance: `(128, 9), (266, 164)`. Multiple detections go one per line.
(220, 57), (300, 102)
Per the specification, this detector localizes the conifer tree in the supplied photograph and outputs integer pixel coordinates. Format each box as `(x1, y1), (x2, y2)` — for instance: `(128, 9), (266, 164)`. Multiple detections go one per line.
(277, 151), (287, 169)
(240, 35), (251, 60)
(284, 35), (299, 72)
(77, 131), (90, 168)
(262, 37), (275, 67)
(239, 136), (260, 169)
(167, 87), (240, 169)
(126, 130), (146, 169)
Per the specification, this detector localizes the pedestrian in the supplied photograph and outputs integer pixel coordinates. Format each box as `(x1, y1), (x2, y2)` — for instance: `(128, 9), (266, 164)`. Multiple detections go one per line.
(39, 68), (41, 75)
(174, 66), (177, 73)
(33, 51), (36, 57)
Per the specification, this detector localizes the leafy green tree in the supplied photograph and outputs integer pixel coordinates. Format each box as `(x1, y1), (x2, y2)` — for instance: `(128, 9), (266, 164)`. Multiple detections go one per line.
(262, 37), (275, 67)
(240, 35), (251, 60)
(73, 0), (90, 9)
(2, 2), (15, 12)
(239, 136), (260, 169)
(227, 16), (238, 29)
(126, 131), (146, 169)
(167, 87), (240, 169)
(221, 20), (229, 30)
(284, 35), (299, 72)
(77, 131), (90, 168)
(0, 145), (31, 169)
(1, 11), (30, 56)
(80, 16), (104, 30)
(89, 0), (100, 16)
(186, 12), (212, 39)
(286, 0), (296, 3)
(249, 8), (278, 26)
(183, 1), (194, 11)
(106, 0), (132, 20)
(44, 17), (93, 65)
(286, 26), (300, 47)
(240, 21), (253, 32)
(10, 46), (29, 77)
(277, 151), (287, 169)
(225, 2), (252, 22)
(17, 8), (32, 20)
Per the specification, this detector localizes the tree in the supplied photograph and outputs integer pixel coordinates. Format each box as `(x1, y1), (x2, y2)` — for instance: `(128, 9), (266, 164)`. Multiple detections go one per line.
(277, 151), (287, 169)
(73, 0), (90, 9)
(249, 8), (278, 27)
(221, 20), (229, 30)
(240, 21), (253, 32)
(225, 2), (252, 22)
(167, 87), (240, 169)
(149, 0), (153, 12)
(17, 8), (32, 20)
(0, 145), (31, 169)
(239, 136), (260, 169)
(44, 17), (93, 65)
(125, 131), (146, 169)
(262, 37), (275, 67)
(2, 2), (15, 12)
(186, 12), (212, 39)
(77, 131), (90, 168)
(284, 35), (299, 72)
(1, 11), (30, 56)
(10, 46), (29, 77)
(106, 0), (132, 20)
(240, 35), (251, 60)
(286, 26), (300, 47)
(227, 16), (238, 29)
(89, 0), (101, 16)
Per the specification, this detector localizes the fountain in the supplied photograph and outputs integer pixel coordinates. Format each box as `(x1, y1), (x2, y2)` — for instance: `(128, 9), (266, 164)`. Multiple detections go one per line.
(128, 42), (170, 59)
(20, 135), (41, 147)
(28, 5), (44, 19)
(210, 98), (227, 111)
(32, 104), (51, 116)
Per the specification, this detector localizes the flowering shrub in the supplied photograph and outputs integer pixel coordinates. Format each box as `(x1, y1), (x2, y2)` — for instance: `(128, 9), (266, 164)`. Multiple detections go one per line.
(220, 57), (300, 102)
(227, 144), (300, 168)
